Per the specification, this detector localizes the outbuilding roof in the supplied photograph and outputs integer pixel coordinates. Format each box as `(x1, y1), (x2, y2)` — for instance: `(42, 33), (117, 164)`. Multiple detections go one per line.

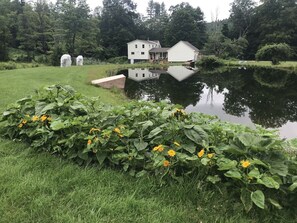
(149, 48), (170, 53)
(168, 41), (199, 52)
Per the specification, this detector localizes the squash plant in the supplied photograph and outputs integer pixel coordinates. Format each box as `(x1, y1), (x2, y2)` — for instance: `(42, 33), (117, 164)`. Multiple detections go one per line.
(1, 84), (296, 211)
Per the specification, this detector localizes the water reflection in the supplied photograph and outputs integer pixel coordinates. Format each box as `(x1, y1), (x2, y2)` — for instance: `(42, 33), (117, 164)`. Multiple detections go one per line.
(120, 67), (297, 139)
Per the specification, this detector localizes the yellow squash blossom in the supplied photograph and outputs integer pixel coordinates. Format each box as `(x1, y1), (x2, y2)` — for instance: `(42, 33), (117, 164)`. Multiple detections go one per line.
(241, 160), (251, 168)
(21, 119), (27, 124)
(168, 149), (176, 157)
(87, 139), (92, 145)
(207, 153), (214, 159)
(153, 145), (164, 152)
(18, 123), (23, 128)
(40, 115), (47, 122)
(89, 128), (101, 133)
(163, 160), (170, 167)
(198, 149), (205, 158)
(174, 141), (181, 147)
(32, 116), (39, 122)
(114, 127), (121, 134)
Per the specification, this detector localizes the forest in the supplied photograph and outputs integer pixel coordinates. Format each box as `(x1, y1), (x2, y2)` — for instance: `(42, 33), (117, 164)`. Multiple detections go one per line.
(0, 0), (296, 65)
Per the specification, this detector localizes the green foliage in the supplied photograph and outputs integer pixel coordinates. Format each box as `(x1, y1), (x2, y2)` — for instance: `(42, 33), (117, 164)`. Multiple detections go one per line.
(1, 84), (297, 211)
(107, 56), (128, 64)
(196, 56), (224, 69)
(256, 43), (293, 65)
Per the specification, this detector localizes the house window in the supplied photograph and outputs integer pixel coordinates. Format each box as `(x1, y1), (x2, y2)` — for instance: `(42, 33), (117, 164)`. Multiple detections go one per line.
(135, 44), (137, 48)
(131, 52), (135, 55)
(142, 44), (145, 48)
(141, 52), (145, 55)
(143, 73), (145, 77)
(136, 73), (138, 77)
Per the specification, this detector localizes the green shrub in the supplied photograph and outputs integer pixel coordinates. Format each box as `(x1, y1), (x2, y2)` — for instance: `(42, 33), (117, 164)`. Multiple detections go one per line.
(1, 85), (297, 211)
(255, 43), (293, 65)
(107, 56), (128, 64)
(196, 56), (224, 69)
(0, 62), (17, 70)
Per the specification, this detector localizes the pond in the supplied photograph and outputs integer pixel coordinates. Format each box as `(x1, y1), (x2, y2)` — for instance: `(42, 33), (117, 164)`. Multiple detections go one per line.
(117, 66), (297, 139)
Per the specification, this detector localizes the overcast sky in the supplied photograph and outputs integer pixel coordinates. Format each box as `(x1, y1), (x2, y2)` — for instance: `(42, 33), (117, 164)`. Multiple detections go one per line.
(88, 0), (260, 22)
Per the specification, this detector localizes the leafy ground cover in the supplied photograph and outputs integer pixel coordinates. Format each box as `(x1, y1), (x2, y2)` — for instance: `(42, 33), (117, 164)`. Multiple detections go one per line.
(0, 65), (297, 222)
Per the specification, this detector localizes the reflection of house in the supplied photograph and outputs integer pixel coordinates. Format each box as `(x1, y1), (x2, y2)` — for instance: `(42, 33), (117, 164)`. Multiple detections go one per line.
(128, 68), (161, 82)
(167, 66), (196, 82)
(127, 40), (200, 64)
(127, 40), (161, 64)
(168, 41), (200, 62)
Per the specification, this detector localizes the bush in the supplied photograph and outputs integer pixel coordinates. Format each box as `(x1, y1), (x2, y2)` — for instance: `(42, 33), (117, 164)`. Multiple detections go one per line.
(255, 43), (293, 65)
(1, 85), (297, 211)
(0, 62), (17, 70)
(107, 56), (128, 64)
(196, 56), (224, 69)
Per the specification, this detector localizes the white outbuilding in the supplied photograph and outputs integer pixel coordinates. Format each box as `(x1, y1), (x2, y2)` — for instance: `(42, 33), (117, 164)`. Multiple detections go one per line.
(76, 55), (83, 66)
(60, 54), (72, 67)
(167, 41), (200, 62)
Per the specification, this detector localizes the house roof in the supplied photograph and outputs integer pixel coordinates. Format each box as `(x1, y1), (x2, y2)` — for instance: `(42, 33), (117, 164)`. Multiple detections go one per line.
(149, 48), (170, 53)
(127, 39), (160, 45)
(169, 41), (199, 52)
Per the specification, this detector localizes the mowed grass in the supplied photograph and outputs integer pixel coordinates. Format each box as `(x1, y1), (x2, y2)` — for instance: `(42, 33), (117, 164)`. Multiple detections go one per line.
(0, 65), (297, 223)
(225, 60), (297, 69)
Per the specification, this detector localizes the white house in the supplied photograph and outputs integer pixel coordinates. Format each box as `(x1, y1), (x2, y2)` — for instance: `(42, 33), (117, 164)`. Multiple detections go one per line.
(127, 39), (161, 64)
(167, 41), (200, 62)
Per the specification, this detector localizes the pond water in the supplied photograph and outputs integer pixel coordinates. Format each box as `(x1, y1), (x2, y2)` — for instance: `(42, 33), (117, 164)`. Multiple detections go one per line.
(117, 66), (297, 139)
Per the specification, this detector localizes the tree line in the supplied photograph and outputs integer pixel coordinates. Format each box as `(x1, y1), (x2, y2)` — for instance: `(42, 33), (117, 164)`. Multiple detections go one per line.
(0, 0), (296, 65)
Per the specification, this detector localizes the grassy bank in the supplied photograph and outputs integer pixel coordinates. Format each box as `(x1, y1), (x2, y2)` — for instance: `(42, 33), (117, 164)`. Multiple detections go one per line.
(0, 65), (296, 222)
(225, 60), (297, 70)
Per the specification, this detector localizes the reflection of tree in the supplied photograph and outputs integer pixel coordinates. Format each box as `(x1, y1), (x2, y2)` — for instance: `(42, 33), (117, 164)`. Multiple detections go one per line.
(199, 68), (297, 128)
(124, 72), (204, 108)
(253, 68), (290, 88)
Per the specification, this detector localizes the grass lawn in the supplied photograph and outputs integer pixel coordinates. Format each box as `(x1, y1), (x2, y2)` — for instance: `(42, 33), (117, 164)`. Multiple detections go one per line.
(225, 60), (297, 70)
(0, 65), (296, 223)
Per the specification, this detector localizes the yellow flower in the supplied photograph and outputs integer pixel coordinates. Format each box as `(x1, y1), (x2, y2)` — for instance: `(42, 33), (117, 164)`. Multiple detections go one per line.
(174, 141), (180, 147)
(18, 123), (23, 128)
(87, 139), (92, 145)
(21, 119), (27, 124)
(207, 153), (214, 159)
(241, 160), (251, 168)
(163, 160), (170, 167)
(40, 115), (47, 122)
(168, 149), (176, 157)
(32, 115), (39, 122)
(89, 128), (101, 133)
(119, 134), (124, 138)
(114, 127), (121, 134)
(153, 145), (164, 152)
(198, 149), (205, 158)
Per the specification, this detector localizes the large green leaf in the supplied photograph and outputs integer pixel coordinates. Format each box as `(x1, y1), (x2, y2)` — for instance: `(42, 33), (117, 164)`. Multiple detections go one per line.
(268, 160), (288, 177)
(257, 176), (280, 189)
(237, 133), (262, 147)
(183, 143), (196, 153)
(241, 188), (253, 212)
(224, 169), (242, 179)
(207, 175), (221, 184)
(268, 198), (282, 209)
(148, 127), (162, 138)
(50, 120), (66, 131)
(288, 182), (297, 191)
(40, 103), (56, 114)
(217, 158), (238, 170)
(184, 126), (208, 143)
(248, 168), (261, 178)
(133, 141), (148, 151)
(251, 190), (265, 209)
